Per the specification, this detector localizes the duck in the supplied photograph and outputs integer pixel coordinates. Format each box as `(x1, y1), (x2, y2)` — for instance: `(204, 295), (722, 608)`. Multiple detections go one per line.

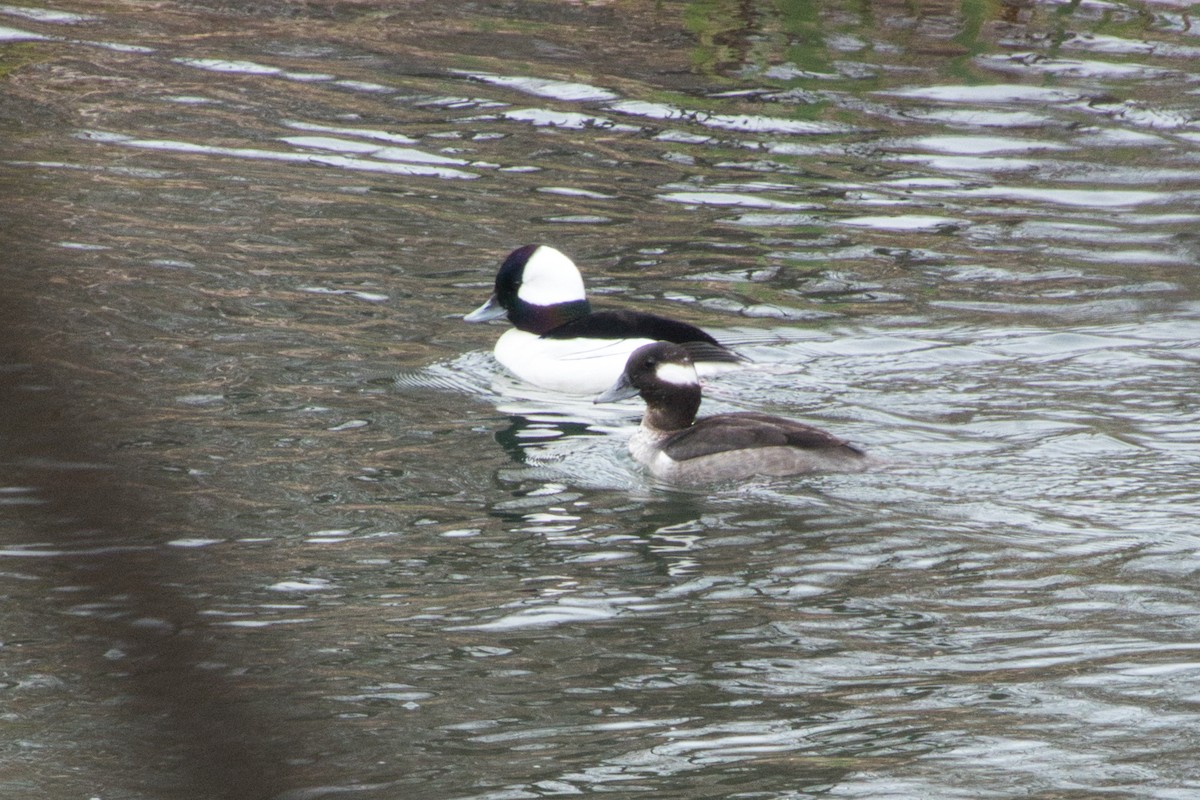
(464, 244), (743, 394)
(595, 342), (868, 484)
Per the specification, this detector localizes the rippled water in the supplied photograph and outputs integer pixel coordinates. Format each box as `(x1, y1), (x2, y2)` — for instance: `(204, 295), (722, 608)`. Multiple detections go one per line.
(2, 1), (1199, 798)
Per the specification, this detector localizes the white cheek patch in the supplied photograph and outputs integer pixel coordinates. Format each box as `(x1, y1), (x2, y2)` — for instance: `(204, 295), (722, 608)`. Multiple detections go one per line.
(655, 361), (699, 387)
(518, 246), (587, 306)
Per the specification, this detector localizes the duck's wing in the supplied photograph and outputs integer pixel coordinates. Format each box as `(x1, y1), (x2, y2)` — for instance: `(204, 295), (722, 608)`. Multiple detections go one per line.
(662, 412), (862, 462)
(546, 310), (744, 364)
(544, 309), (713, 344)
(680, 340), (745, 365)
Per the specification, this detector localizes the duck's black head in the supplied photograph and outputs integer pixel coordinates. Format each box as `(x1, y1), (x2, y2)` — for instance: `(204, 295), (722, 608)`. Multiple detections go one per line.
(596, 342), (702, 432)
(466, 244), (591, 333)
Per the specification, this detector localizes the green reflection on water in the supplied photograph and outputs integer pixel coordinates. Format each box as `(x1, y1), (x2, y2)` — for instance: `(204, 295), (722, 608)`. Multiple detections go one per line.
(777, 0), (828, 74)
(686, 0), (833, 77)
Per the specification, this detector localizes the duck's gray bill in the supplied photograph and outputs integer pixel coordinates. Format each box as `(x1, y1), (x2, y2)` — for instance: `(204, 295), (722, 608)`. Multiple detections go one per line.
(594, 374), (639, 404)
(464, 294), (506, 322)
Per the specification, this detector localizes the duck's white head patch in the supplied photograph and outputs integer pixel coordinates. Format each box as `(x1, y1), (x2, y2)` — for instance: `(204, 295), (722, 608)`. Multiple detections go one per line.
(518, 246), (587, 306)
(655, 361), (699, 387)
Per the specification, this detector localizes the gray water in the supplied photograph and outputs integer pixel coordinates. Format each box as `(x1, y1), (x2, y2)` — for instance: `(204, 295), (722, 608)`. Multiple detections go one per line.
(1, 1), (1199, 798)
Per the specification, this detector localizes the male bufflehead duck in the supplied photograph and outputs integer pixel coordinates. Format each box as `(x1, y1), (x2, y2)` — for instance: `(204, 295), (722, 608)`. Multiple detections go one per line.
(464, 244), (742, 394)
(595, 342), (868, 484)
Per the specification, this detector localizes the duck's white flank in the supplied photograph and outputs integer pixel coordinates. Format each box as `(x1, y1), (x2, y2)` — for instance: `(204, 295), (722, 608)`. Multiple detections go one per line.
(494, 330), (659, 394)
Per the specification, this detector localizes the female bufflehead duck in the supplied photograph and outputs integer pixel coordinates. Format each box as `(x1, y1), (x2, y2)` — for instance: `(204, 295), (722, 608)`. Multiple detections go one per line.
(464, 244), (742, 394)
(595, 342), (868, 484)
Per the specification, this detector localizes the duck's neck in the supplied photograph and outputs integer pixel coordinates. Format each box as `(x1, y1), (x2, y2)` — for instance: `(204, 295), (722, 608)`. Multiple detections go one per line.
(642, 385), (701, 433)
(512, 299), (591, 335)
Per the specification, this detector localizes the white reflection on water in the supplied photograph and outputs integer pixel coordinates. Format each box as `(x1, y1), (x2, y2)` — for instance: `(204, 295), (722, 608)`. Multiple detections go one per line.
(904, 108), (1060, 129)
(452, 595), (635, 631)
(298, 287), (390, 303)
(81, 130), (480, 179)
(0, 23), (48, 40)
(174, 57), (284, 75)
(952, 185), (1186, 208)
(658, 191), (818, 210)
(978, 52), (1180, 80)
(283, 120), (419, 144)
(891, 134), (1073, 154)
(497, 107), (634, 130)
(1055, 31), (1200, 59)
(837, 214), (963, 231)
(610, 99), (858, 134)
(0, 4), (94, 23)
(885, 84), (1087, 104)
(281, 135), (473, 166)
(460, 72), (620, 103)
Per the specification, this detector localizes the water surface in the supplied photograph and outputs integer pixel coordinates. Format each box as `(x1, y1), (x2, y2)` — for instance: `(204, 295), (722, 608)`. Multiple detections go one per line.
(1, 1), (1198, 798)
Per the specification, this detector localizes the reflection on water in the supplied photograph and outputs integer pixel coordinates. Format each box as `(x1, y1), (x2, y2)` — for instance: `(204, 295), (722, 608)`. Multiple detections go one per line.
(2, 1), (1200, 798)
